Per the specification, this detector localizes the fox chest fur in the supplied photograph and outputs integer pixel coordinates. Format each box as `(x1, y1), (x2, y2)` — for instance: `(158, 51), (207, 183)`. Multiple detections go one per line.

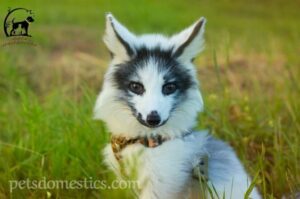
(103, 132), (209, 199)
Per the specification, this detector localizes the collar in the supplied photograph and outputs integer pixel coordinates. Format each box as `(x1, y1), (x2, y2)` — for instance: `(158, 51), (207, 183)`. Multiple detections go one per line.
(111, 131), (192, 161)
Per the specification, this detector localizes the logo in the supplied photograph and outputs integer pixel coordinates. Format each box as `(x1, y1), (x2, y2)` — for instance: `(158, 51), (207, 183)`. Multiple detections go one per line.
(2, 7), (36, 46)
(4, 8), (35, 37)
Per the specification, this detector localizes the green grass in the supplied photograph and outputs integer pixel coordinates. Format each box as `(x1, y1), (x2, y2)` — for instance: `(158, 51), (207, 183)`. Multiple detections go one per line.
(1, 0), (300, 198)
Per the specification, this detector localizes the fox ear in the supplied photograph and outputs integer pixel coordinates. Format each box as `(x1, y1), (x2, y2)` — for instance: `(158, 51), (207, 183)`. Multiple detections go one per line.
(171, 17), (206, 62)
(103, 13), (136, 61)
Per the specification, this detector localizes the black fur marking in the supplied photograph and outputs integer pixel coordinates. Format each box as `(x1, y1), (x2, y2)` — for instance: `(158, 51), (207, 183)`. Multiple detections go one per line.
(173, 19), (204, 58)
(162, 64), (195, 96)
(113, 45), (195, 95)
(109, 51), (114, 59)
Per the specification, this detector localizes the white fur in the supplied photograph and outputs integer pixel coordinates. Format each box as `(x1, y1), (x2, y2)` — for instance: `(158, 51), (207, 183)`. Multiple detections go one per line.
(131, 59), (173, 122)
(94, 13), (261, 199)
(103, 132), (261, 199)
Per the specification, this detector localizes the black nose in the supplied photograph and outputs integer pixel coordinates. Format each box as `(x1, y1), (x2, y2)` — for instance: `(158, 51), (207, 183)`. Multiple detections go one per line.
(146, 111), (161, 127)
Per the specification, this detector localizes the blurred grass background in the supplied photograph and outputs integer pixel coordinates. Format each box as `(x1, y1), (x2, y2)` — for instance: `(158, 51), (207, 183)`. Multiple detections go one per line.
(0, 0), (299, 198)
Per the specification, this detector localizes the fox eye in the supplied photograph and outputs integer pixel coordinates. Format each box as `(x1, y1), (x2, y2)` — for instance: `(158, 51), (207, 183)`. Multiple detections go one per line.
(162, 83), (177, 95)
(128, 82), (145, 95)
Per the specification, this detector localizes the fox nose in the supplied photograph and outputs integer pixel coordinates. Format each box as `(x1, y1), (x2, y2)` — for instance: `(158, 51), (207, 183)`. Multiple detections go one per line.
(146, 111), (161, 127)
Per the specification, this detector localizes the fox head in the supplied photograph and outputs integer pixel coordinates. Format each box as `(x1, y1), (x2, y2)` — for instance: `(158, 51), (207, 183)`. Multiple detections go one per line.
(94, 13), (206, 138)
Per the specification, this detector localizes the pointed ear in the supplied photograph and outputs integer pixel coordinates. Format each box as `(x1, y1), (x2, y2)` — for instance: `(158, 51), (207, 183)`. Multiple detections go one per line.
(171, 17), (206, 62)
(103, 13), (136, 61)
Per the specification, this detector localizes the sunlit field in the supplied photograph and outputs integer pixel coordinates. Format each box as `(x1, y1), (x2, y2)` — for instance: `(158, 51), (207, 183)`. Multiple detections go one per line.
(0, 0), (299, 198)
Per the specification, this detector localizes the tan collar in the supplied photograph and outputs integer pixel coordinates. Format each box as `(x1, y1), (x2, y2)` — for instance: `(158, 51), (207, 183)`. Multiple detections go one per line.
(111, 134), (169, 160)
(111, 131), (193, 161)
